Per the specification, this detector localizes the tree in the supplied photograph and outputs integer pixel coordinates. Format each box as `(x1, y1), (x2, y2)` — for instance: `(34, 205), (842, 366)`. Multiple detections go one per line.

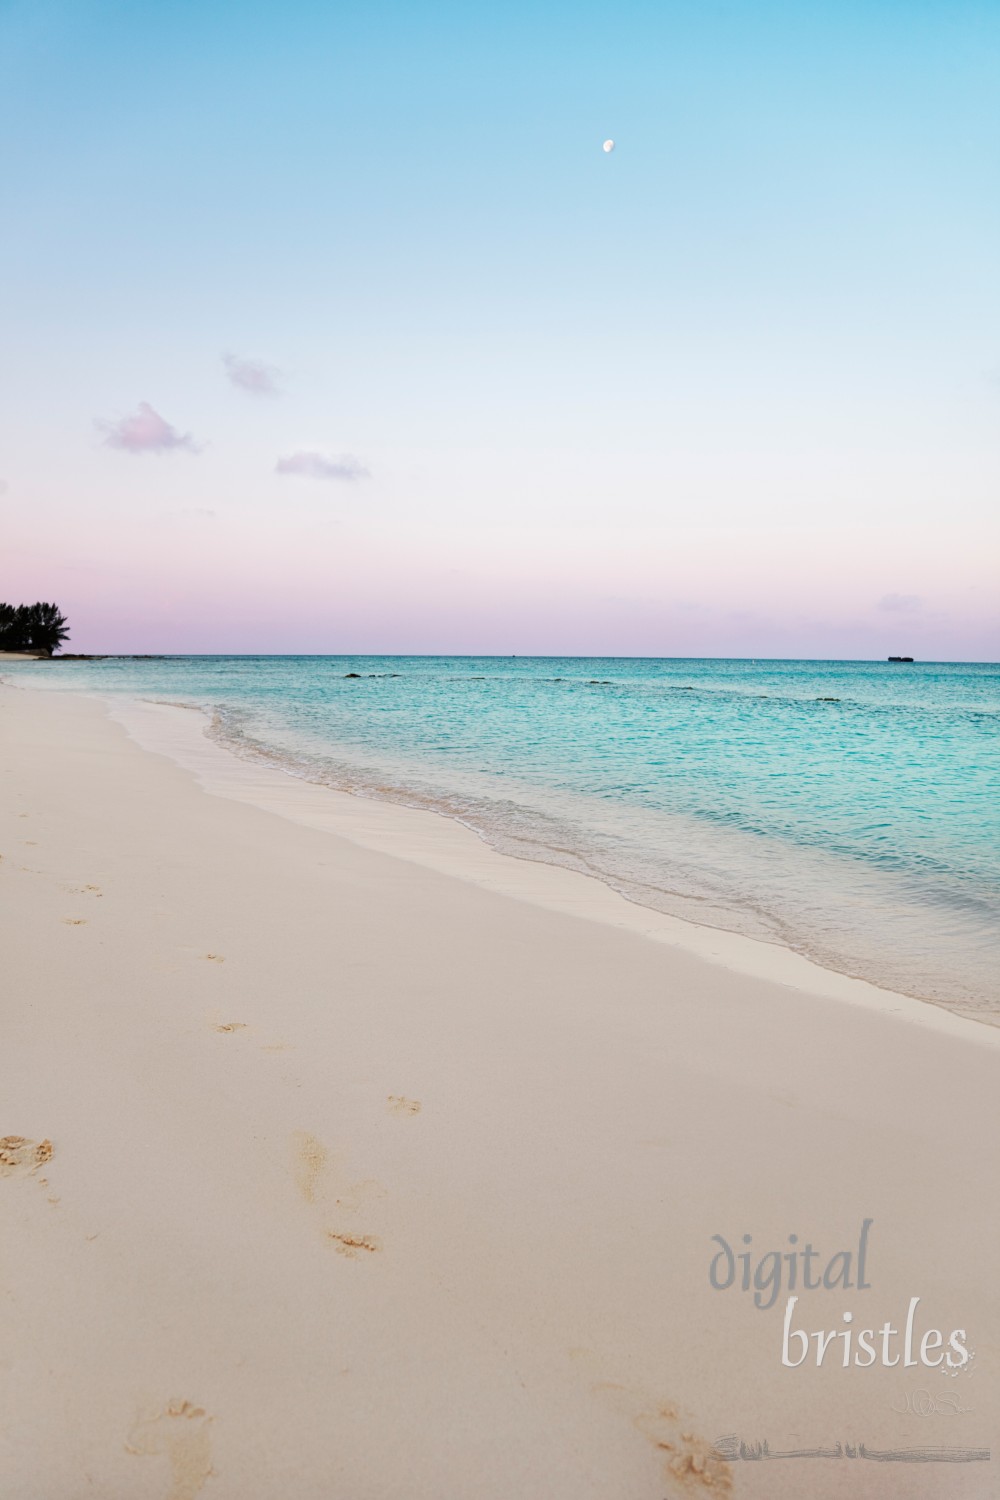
(0, 600), (70, 656)
(0, 603), (18, 650)
(25, 602), (70, 656)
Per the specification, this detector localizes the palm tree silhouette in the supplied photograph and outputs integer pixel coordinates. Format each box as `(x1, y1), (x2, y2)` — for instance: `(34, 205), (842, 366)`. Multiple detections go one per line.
(0, 601), (70, 656)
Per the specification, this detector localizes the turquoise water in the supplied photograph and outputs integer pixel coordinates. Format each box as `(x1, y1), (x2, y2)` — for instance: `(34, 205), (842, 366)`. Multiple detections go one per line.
(11, 656), (999, 1019)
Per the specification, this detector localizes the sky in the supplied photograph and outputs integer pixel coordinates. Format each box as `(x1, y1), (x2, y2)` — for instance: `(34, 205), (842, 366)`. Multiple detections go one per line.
(0, 0), (997, 657)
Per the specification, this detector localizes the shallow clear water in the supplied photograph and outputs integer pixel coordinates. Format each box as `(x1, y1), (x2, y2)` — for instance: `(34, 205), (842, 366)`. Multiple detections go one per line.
(11, 655), (999, 1019)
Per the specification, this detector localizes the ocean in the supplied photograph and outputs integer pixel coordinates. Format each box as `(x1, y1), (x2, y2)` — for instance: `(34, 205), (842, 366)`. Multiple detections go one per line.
(11, 655), (999, 1019)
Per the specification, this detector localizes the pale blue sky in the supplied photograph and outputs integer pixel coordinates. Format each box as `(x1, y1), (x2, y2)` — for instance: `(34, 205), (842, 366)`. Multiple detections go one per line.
(1, 0), (997, 655)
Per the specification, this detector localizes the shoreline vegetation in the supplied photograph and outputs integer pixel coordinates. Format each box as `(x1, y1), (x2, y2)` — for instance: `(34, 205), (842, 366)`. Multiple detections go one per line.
(0, 601), (69, 656)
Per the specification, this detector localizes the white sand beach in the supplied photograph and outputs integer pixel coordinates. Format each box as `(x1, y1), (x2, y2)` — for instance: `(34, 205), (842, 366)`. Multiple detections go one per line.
(2, 681), (998, 1499)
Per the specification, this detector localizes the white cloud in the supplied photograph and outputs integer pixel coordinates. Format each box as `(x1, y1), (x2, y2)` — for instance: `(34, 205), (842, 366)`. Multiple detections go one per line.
(223, 352), (281, 396)
(275, 451), (370, 481)
(98, 402), (199, 454)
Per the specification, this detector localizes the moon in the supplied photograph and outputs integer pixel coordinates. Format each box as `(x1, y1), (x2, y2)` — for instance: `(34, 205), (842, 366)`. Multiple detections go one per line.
(602, 139), (615, 153)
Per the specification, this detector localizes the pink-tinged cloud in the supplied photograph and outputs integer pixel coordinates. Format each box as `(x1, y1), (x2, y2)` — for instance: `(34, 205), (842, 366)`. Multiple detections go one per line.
(223, 352), (281, 396)
(275, 451), (370, 481)
(98, 402), (198, 454)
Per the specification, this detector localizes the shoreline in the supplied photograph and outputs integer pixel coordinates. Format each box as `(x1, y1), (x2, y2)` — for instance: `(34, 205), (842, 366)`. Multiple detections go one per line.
(99, 688), (1000, 1046)
(6, 673), (997, 1041)
(3, 681), (999, 1498)
(8, 662), (996, 1028)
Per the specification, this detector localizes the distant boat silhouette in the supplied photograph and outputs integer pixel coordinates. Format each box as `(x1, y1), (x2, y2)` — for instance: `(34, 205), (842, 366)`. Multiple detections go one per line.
(888, 656), (914, 663)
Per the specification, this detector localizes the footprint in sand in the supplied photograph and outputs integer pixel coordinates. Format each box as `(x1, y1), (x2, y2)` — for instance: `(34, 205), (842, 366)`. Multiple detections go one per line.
(574, 1357), (732, 1496)
(327, 1231), (381, 1258)
(126, 1399), (213, 1500)
(387, 1095), (421, 1116)
(292, 1131), (329, 1205)
(291, 1132), (384, 1255)
(201, 953), (225, 963)
(0, 1136), (53, 1178)
(62, 917), (87, 926)
(634, 1404), (732, 1494)
(212, 1022), (247, 1034)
